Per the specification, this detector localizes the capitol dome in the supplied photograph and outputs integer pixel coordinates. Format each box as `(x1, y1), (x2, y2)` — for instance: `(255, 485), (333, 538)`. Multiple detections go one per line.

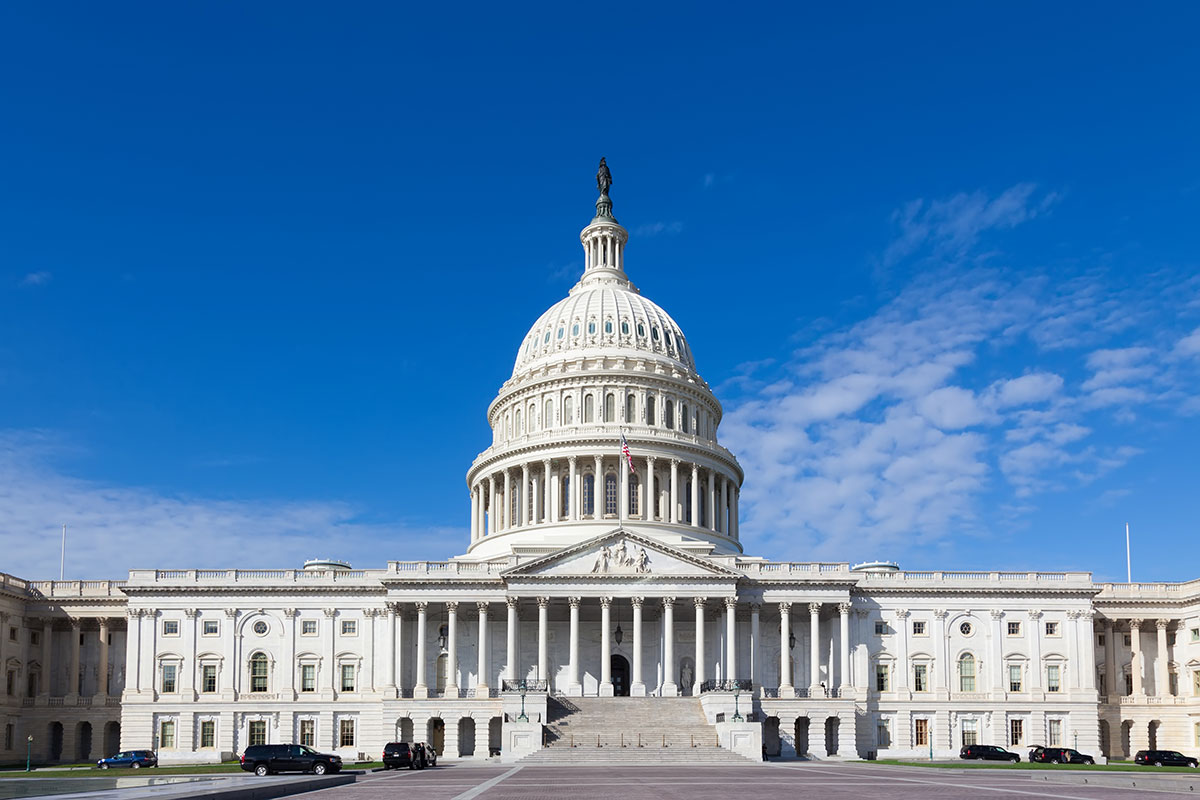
(464, 162), (743, 561)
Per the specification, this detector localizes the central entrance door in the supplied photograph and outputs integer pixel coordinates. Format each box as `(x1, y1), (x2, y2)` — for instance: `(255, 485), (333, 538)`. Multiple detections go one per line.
(611, 655), (630, 697)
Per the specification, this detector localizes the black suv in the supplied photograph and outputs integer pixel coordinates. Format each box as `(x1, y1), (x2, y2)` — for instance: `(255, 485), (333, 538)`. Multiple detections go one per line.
(1028, 746), (1094, 765)
(1134, 750), (1199, 768)
(382, 742), (423, 770)
(960, 744), (1020, 762)
(240, 744), (343, 776)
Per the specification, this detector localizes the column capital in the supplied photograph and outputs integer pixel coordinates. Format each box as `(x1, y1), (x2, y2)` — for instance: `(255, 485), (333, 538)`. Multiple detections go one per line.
(477, 601), (490, 614)
(661, 596), (675, 609)
(646, 454), (656, 463)
(568, 597), (582, 609)
(599, 596), (612, 609)
(323, 607), (338, 619)
(1027, 609), (1043, 620)
(69, 617), (82, 630)
(933, 609), (948, 619)
(184, 608), (199, 619)
(536, 596), (551, 609)
(837, 602), (852, 615)
(631, 596), (644, 609)
(568, 455), (578, 465)
(778, 601), (792, 614)
(693, 597), (707, 610)
(808, 602), (821, 615)
(97, 616), (111, 629)
(1156, 618), (1170, 630)
(1080, 609), (1095, 620)
(446, 601), (459, 613)
(414, 601), (429, 613)
(363, 608), (379, 618)
(283, 608), (298, 619)
(725, 597), (739, 611)
(749, 602), (761, 613)
(990, 610), (1005, 621)
(893, 608), (910, 619)
(386, 603), (399, 617)
(506, 597), (520, 610)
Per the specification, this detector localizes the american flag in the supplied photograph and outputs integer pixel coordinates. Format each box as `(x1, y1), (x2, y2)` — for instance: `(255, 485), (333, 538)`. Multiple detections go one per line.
(620, 433), (636, 474)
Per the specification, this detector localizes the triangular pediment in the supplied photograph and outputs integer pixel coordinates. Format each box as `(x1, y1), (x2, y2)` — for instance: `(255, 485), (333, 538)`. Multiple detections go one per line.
(502, 528), (741, 580)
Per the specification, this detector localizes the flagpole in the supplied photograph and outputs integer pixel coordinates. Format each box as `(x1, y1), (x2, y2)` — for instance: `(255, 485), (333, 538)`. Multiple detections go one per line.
(60, 523), (67, 581)
(1125, 522), (1131, 583)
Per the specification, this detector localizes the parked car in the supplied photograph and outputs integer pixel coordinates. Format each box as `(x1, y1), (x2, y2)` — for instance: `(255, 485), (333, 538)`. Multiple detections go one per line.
(1028, 746), (1094, 765)
(960, 744), (1020, 762)
(1134, 750), (1199, 768)
(382, 742), (422, 770)
(239, 744), (343, 776)
(96, 750), (157, 769)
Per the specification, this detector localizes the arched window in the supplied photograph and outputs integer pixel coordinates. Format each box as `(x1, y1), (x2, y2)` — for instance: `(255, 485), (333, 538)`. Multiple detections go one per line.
(515, 409), (522, 435)
(564, 396), (573, 425)
(545, 399), (554, 428)
(665, 400), (675, 430)
(584, 394), (595, 423)
(606, 320), (614, 334)
(959, 654), (976, 692)
(605, 473), (618, 515)
(560, 475), (570, 517)
(583, 474), (595, 516)
(529, 403), (537, 432)
(505, 412), (511, 438)
(626, 394), (636, 423)
(681, 403), (689, 433)
(588, 321), (596, 335)
(629, 472), (640, 516)
(604, 393), (615, 423)
(685, 481), (692, 523)
(647, 395), (656, 426)
(249, 653), (268, 693)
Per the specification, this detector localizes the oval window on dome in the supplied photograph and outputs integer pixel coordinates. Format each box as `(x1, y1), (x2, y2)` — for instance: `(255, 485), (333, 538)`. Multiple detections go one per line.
(572, 323), (580, 336)
(588, 321), (596, 334)
(665, 331), (673, 348)
(557, 327), (564, 340)
(637, 323), (645, 337)
(606, 320), (614, 334)
(621, 321), (629, 335)
(544, 331), (551, 344)
(651, 326), (660, 341)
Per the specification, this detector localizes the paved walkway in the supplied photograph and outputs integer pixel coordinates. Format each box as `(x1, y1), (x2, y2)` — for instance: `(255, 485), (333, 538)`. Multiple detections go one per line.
(301, 762), (1198, 799)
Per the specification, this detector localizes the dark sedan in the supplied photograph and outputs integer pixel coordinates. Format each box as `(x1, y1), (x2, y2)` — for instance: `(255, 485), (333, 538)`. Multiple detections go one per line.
(1134, 750), (1199, 768)
(960, 744), (1020, 762)
(1029, 746), (1094, 765)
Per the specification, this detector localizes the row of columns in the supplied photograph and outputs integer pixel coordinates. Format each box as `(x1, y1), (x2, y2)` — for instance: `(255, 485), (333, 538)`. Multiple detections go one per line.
(1102, 616), (1174, 699)
(4, 617), (114, 698)
(777, 603), (850, 698)
(470, 456), (739, 541)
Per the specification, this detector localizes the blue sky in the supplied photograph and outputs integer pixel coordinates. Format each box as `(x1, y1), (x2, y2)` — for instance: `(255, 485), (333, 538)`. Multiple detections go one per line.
(2, 3), (1198, 581)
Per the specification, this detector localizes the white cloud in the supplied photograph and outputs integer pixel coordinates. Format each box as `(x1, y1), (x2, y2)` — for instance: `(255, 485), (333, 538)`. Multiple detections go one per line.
(1174, 326), (1200, 357)
(633, 221), (684, 237)
(20, 271), (52, 286)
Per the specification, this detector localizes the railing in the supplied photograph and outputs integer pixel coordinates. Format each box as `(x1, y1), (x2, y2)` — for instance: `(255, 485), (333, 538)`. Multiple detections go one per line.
(132, 569), (378, 584)
(106, 697), (122, 707)
(501, 679), (548, 693)
(857, 570), (1088, 585)
(388, 560), (514, 576)
(699, 679), (753, 694)
(26, 579), (127, 597)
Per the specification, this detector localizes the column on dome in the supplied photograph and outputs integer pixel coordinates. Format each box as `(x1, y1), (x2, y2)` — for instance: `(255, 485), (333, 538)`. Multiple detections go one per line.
(537, 597), (549, 684)
(505, 598), (518, 682)
(567, 597), (582, 696)
(550, 464), (560, 523)
(520, 465), (529, 527)
(839, 603), (852, 695)
(809, 603), (822, 696)
(414, 602), (428, 698)
(477, 602), (489, 694)
(593, 455), (602, 517)
(662, 597), (677, 696)
(669, 460), (680, 524)
(731, 486), (739, 539)
(707, 471), (716, 531)
(631, 597), (645, 696)
(531, 466), (541, 525)
(779, 602), (793, 696)
(502, 470), (512, 531)
(487, 476), (496, 536)
(600, 597), (613, 696)
(694, 598), (707, 689)
(568, 456), (579, 521)
(542, 458), (552, 524)
(721, 477), (730, 534)
(470, 486), (479, 542)
(690, 464), (700, 528)
(724, 598), (737, 680)
(446, 602), (459, 696)
(645, 456), (656, 521)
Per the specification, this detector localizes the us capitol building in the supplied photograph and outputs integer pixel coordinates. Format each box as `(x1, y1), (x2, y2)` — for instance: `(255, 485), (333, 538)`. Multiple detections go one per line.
(2, 164), (1199, 766)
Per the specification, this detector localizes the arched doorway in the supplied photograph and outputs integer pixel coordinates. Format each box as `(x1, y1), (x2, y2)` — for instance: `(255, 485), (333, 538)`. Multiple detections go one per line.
(488, 717), (502, 757)
(610, 655), (630, 697)
(1099, 720), (1110, 758)
(795, 717), (810, 757)
(397, 718), (414, 743)
(824, 716), (839, 756)
(427, 718), (445, 755)
(1120, 720), (1133, 759)
(1148, 720), (1161, 750)
(458, 718), (475, 757)
(76, 722), (93, 761)
(48, 722), (64, 762)
(103, 722), (121, 757)
(763, 716), (781, 757)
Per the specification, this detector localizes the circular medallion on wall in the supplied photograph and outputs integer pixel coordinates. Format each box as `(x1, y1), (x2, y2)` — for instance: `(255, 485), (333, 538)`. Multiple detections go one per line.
(253, 620), (269, 636)
(959, 621), (973, 636)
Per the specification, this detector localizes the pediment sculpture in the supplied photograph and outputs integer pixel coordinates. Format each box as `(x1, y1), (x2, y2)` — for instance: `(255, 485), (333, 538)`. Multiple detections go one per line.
(591, 539), (651, 574)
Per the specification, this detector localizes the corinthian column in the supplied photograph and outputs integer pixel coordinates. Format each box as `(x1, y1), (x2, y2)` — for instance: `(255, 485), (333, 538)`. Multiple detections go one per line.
(631, 597), (645, 696)
(477, 602), (489, 695)
(670, 460), (680, 523)
(779, 603), (793, 697)
(662, 598), (677, 696)
(445, 602), (459, 697)
(694, 598), (707, 689)
(537, 597), (549, 685)
(600, 597), (613, 696)
(690, 464), (699, 527)
(809, 603), (822, 696)
(725, 598), (738, 681)
(505, 598), (518, 683)
(567, 597), (582, 696)
(646, 457), (656, 521)
(839, 603), (852, 696)
(414, 602), (429, 698)
(1130, 618), (1144, 696)
(1156, 619), (1170, 697)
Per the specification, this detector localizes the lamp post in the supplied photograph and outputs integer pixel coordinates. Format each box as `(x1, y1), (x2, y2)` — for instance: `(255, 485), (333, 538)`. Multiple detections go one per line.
(732, 682), (744, 722)
(518, 679), (528, 722)
(26, 735), (33, 772)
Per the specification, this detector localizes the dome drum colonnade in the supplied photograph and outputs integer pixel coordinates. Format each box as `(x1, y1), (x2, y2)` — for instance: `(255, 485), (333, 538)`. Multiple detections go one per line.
(465, 173), (742, 559)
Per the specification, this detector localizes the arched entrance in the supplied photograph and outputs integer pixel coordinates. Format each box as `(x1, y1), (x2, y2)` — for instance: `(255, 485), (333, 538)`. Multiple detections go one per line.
(1148, 720), (1161, 750)
(76, 722), (93, 761)
(427, 718), (445, 755)
(47, 722), (64, 762)
(610, 655), (630, 697)
(458, 718), (475, 757)
(397, 718), (414, 743)
(824, 716), (839, 756)
(763, 716), (781, 757)
(488, 717), (502, 757)
(103, 722), (121, 757)
(795, 717), (810, 757)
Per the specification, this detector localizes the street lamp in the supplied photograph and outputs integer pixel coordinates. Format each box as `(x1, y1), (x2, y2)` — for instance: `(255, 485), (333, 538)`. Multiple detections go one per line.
(26, 735), (33, 772)
(732, 683), (744, 722)
(518, 679), (528, 722)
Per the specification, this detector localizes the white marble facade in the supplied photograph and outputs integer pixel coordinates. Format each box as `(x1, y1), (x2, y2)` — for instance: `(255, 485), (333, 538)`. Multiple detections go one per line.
(3, 176), (1200, 766)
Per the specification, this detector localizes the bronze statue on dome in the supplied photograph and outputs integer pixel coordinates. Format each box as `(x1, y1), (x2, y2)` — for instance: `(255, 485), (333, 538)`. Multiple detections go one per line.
(596, 157), (612, 197)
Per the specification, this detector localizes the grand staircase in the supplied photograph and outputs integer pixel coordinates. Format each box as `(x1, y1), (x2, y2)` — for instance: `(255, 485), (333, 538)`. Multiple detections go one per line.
(518, 696), (759, 764)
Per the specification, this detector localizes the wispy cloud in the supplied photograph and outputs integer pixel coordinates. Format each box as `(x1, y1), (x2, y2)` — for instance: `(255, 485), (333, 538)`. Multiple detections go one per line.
(633, 221), (684, 238)
(0, 430), (459, 579)
(20, 271), (52, 287)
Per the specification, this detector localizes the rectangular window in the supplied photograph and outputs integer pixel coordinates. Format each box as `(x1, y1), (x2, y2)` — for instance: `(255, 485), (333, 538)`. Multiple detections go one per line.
(960, 659), (976, 692)
(1126, 671), (1134, 696)
(876, 719), (891, 748)
(874, 621), (888, 636)
(1169, 672), (1178, 696)
(201, 665), (217, 693)
(202, 620), (219, 636)
(161, 664), (177, 694)
(1010, 719), (1024, 747)
(5, 671), (13, 696)
(1193, 670), (1200, 696)
(7, 628), (15, 642)
(4, 723), (12, 751)
(300, 720), (315, 747)
(961, 719), (978, 746)
(1048, 718), (1062, 746)
(604, 473), (618, 516)
(1008, 664), (1023, 692)
(1008, 621), (1021, 636)
(1124, 634), (1131, 647)
(340, 664), (356, 692)
(301, 665), (316, 692)
(339, 719), (355, 748)
(914, 718), (929, 747)
(1098, 634), (1105, 646)
(1047, 664), (1061, 693)
(1045, 621), (1059, 636)
(162, 620), (179, 636)
(248, 720), (267, 746)
(302, 620), (318, 636)
(200, 720), (215, 748)
(1167, 632), (1177, 647)
(160, 720), (175, 749)
(1191, 628), (1200, 643)
(340, 620), (357, 636)
(30, 631), (39, 646)
(913, 664), (927, 692)
(875, 664), (889, 692)
(912, 621), (926, 636)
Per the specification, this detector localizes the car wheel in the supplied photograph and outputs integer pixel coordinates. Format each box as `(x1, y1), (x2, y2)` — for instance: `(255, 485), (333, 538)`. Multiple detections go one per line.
(313, 763), (327, 775)
(255, 764), (269, 777)
(132, 763), (142, 769)
(1154, 761), (1163, 767)
(100, 764), (109, 770)
(1050, 759), (1060, 764)
(1010, 757), (1019, 763)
